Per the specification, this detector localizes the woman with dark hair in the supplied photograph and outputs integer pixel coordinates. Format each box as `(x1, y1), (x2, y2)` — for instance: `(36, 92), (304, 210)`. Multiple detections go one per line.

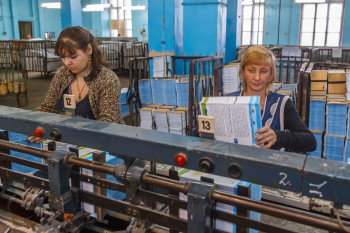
(229, 45), (316, 152)
(29, 26), (124, 142)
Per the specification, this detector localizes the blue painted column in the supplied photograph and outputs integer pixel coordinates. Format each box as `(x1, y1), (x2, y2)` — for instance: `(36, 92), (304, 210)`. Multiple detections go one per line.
(148, 0), (175, 56)
(61, 0), (82, 29)
(342, 0), (350, 47)
(264, 0), (300, 46)
(182, 0), (227, 58)
(264, 0), (280, 45)
(225, 0), (237, 62)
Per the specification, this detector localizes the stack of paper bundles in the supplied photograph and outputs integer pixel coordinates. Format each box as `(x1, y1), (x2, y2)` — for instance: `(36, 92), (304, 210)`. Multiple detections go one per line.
(281, 47), (302, 57)
(154, 108), (170, 132)
(153, 56), (172, 78)
(309, 96), (326, 131)
(222, 63), (240, 94)
(347, 104), (350, 139)
(79, 151), (125, 217)
(163, 79), (177, 105)
(176, 79), (189, 107)
(151, 78), (165, 104)
(326, 99), (347, 136)
(159, 105), (176, 110)
(277, 83), (298, 104)
(176, 106), (189, 131)
(269, 83), (283, 93)
(346, 71), (350, 101)
(344, 139), (350, 163)
(200, 96), (262, 146)
(308, 130), (323, 158)
(168, 110), (186, 135)
(328, 70), (346, 95)
(310, 70), (328, 93)
(139, 79), (153, 104)
(323, 134), (345, 162)
(140, 107), (156, 130)
(178, 169), (260, 233)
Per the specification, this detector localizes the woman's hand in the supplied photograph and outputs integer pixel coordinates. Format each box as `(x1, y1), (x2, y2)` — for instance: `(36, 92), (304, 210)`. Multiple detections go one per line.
(254, 126), (277, 149)
(28, 136), (45, 144)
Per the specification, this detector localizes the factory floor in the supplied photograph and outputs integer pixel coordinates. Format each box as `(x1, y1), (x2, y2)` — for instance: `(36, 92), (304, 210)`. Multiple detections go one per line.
(0, 72), (334, 232)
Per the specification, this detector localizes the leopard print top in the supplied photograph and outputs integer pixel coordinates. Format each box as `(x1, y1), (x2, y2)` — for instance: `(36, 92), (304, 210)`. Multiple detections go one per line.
(37, 65), (125, 124)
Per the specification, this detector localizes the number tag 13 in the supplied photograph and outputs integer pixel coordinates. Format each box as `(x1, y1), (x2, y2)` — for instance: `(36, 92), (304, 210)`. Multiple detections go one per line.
(63, 94), (77, 109)
(198, 115), (215, 134)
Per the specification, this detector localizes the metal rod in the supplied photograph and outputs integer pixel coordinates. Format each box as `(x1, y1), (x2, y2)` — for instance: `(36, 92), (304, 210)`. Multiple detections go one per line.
(0, 139), (51, 159)
(212, 191), (350, 233)
(142, 173), (190, 193)
(67, 156), (115, 175)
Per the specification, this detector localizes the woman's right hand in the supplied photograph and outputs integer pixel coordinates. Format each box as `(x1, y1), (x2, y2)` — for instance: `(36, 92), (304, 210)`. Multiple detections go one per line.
(28, 136), (45, 144)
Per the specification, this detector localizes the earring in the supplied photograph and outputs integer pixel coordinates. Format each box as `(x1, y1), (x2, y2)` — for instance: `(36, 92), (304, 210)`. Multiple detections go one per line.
(88, 57), (91, 64)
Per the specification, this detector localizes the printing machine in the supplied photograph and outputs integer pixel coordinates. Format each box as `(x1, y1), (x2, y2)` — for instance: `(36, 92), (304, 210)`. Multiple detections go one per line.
(0, 105), (350, 233)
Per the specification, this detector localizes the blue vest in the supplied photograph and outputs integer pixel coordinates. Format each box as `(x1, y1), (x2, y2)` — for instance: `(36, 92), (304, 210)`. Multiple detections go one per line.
(228, 91), (289, 131)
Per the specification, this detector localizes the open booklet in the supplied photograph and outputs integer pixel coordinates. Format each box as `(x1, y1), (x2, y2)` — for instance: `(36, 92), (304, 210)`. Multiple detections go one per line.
(200, 96), (262, 146)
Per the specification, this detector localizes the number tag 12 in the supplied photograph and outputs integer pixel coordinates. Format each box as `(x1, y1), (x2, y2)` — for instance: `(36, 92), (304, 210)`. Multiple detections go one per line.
(198, 115), (215, 134)
(63, 94), (76, 116)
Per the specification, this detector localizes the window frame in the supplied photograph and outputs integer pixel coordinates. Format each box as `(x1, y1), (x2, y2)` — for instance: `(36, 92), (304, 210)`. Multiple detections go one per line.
(241, 0), (266, 46)
(299, 0), (345, 47)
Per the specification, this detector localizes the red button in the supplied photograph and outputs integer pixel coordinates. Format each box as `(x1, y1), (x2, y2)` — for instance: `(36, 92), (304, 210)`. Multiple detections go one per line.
(175, 153), (187, 166)
(34, 127), (44, 137)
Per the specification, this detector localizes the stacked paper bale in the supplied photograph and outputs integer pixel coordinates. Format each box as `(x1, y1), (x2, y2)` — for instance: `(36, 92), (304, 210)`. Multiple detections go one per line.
(276, 83), (298, 105)
(163, 79), (177, 105)
(222, 62), (240, 94)
(139, 79), (153, 104)
(346, 71), (350, 101)
(153, 55), (172, 78)
(140, 107), (156, 130)
(151, 78), (165, 104)
(307, 71), (327, 158)
(139, 104), (163, 130)
(154, 108), (171, 132)
(168, 110), (187, 135)
(176, 78), (190, 107)
(324, 96), (347, 162)
(345, 103), (350, 163)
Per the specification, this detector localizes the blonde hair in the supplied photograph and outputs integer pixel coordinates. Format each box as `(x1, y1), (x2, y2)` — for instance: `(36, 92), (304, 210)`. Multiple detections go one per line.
(238, 46), (276, 95)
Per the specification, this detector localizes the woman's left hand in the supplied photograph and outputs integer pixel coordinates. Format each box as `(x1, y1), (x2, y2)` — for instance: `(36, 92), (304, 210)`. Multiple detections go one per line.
(254, 126), (277, 149)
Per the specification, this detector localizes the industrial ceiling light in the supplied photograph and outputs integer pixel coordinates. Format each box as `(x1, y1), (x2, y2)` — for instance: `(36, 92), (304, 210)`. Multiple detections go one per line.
(295, 0), (326, 3)
(41, 2), (61, 9)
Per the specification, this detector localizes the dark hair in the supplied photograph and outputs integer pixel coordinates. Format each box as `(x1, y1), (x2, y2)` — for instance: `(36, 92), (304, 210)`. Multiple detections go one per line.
(55, 26), (110, 79)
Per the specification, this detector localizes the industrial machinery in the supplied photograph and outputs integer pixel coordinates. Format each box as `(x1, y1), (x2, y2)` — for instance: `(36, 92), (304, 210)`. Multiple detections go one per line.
(0, 105), (350, 232)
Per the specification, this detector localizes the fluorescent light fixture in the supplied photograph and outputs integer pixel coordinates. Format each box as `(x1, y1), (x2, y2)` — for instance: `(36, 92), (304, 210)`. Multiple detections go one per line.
(241, 0), (253, 6)
(295, 0), (326, 3)
(82, 7), (105, 12)
(41, 2), (61, 8)
(82, 3), (110, 12)
(84, 3), (110, 8)
(113, 5), (147, 10)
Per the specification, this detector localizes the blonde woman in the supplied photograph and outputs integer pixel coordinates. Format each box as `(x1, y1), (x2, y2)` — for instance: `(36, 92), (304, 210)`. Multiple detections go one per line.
(229, 46), (316, 152)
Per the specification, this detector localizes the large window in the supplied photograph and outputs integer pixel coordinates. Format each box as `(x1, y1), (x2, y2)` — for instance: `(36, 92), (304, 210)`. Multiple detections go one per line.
(299, 0), (344, 47)
(241, 0), (265, 46)
(110, 0), (132, 37)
